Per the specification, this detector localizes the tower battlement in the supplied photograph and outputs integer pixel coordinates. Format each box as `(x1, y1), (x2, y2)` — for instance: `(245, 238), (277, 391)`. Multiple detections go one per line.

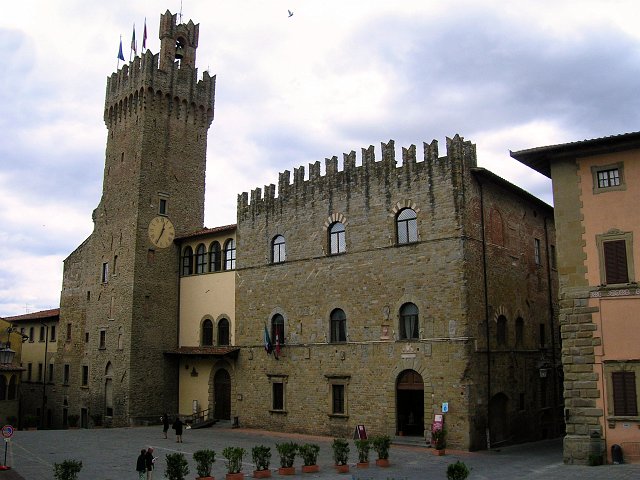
(238, 134), (476, 219)
(103, 10), (215, 128)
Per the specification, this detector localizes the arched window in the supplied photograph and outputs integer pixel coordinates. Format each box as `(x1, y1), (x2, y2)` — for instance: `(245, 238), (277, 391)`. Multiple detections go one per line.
(7, 375), (16, 400)
(209, 241), (221, 272)
(224, 239), (236, 270)
(328, 222), (346, 255)
(195, 244), (207, 273)
(515, 317), (524, 347)
(181, 246), (193, 275)
(271, 314), (285, 345)
(396, 208), (418, 244)
(497, 315), (507, 346)
(399, 303), (419, 340)
(105, 362), (114, 417)
(272, 235), (286, 263)
(330, 309), (347, 343)
(0, 375), (6, 400)
(202, 319), (214, 346)
(218, 318), (230, 346)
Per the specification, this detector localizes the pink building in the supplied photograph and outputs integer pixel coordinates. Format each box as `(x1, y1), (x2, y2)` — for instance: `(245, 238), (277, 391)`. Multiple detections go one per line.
(512, 132), (640, 464)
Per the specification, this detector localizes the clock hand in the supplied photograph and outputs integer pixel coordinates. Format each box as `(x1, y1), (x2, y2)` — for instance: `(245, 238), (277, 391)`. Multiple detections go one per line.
(157, 220), (166, 243)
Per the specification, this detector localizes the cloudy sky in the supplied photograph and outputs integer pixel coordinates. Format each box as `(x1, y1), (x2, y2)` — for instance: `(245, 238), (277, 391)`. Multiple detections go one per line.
(1, 0), (639, 316)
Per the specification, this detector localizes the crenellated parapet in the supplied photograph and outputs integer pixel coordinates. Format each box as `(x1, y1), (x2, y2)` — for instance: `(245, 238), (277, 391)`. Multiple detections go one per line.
(238, 134), (477, 219)
(103, 10), (215, 129)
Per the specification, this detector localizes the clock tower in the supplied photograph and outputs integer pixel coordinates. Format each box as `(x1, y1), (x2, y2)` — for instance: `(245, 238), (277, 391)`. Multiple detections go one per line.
(55, 10), (215, 426)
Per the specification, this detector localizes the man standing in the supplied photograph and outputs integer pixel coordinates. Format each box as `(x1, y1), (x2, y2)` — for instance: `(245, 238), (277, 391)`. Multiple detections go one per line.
(136, 449), (146, 480)
(145, 447), (155, 479)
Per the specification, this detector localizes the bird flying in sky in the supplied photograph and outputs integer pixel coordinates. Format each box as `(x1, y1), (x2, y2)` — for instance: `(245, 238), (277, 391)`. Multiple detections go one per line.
(288, 9), (294, 17)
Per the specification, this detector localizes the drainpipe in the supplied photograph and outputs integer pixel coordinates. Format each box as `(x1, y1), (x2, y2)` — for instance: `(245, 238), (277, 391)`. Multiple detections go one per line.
(478, 180), (492, 449)
(543, 216), (559, 435)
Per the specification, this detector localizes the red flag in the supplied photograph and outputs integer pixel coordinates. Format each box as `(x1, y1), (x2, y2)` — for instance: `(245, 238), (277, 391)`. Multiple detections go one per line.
(142, 18), (147, 52)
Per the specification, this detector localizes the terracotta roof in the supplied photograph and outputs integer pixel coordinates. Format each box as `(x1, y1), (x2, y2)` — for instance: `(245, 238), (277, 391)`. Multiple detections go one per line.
(510, 131), (640, 177)
(164, 346), (240, 358)
(175, 224), (237, 242)
(3, 308), (60, 323)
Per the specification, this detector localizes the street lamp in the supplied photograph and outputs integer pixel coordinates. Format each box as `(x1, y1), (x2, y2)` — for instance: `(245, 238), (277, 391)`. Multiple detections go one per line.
(0, 327), (16, 365)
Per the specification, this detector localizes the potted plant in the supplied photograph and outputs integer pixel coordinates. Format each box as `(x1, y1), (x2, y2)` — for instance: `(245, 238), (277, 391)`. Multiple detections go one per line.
(222, 446), (246, 480)
(446, 460), (470, 480)
(67, 414), (80, 429)
(354, 439), (370, 468)
(24, 414), (38, 430)
(251, 445), (271, 478)
(165, 452), (189, 480)
(275, 442), (298, 475)
(298, 443), (320, 473)
(371, 435), (391, 467)
(432, 428), (446, 455)
(193, 449), (216, 480)
(331, 437), (349, 473)
(53, 459), (82, 480)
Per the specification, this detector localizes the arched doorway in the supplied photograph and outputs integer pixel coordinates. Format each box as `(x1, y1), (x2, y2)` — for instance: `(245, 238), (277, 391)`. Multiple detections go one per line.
(396, 369), (424, 436)
(489, 392), (509, 446)
(213, 368), (231, 420)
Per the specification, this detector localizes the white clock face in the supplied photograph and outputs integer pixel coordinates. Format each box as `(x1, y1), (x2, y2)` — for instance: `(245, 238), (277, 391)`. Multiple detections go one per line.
(148, 216), (175, 248)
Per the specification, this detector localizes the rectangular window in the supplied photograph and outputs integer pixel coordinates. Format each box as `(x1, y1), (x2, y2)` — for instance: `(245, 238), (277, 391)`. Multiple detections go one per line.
(27, 363), (33, 382)
(49, 363), (54, 382)
(534, 238), (541, 265)
(82, 366), (89, 386)
(29, 327), (34, 342)
(597, 168), (620, 188)
(112, 255), (118, 276)
(539, 323), (546, 349)
(332, 384), (345, 414)
(603, 240), (629, 284)
(50, 325), (56, 342)
(159, 198), (167, 215)
(99, 330), (106, 349)
(272, 382), (284, 410)
(39, 326), (46, 342)
(66, 323), (72, 342)
(38, 363), (43, 382)
(612, 371), (638, 416)
(63, 364), (70, 385)
(101, 262), (109, 283)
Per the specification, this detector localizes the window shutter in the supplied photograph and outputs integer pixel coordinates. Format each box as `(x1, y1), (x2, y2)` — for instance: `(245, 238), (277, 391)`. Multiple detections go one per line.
(612, 371), (638, 416)
(604, 240), (629, 284)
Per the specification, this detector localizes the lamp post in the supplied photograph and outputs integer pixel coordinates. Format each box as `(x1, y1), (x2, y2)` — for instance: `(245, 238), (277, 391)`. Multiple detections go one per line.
(40, 323), (49, 429)
(0, 327), (16, 365)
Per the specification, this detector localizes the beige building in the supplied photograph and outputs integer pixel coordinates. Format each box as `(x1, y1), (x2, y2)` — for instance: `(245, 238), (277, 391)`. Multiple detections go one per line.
(512, 132), (640, 464)
(4, 309), (57, 428)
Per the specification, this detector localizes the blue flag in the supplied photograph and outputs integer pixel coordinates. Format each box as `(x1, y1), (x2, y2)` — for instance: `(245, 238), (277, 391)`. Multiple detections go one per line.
(264, 326), (273, 354)
(117, 38), (125, 61)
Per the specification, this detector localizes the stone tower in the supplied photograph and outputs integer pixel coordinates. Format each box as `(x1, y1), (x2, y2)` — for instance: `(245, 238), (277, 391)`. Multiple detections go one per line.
(55, 10), (215, 427)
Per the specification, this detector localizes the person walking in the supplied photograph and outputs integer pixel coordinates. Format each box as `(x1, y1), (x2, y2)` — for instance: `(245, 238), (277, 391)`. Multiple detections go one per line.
(136, 449), (146, 480)
(172, 417), (184, 443)
(162, 413), (170, 439)
(145, 447), (155, 480)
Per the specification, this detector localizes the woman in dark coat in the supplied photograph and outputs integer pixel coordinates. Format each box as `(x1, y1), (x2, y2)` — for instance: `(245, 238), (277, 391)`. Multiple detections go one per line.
(136, 448), (146, 480)
(162, 413), (170, 439)
(172, 417), (184, 443)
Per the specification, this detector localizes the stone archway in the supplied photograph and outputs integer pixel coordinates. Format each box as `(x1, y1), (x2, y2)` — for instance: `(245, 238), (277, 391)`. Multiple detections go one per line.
(396, 369), (424, 436)
(213, 368), (231, 420)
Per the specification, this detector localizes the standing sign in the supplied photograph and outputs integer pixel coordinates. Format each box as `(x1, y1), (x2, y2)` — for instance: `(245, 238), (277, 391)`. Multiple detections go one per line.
(0, 425), (12, 470)
(353, 425), (368, 440)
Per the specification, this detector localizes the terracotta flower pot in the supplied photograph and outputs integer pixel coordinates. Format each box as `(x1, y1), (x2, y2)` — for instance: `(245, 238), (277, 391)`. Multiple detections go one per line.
(433, 449), (445, 456)
(375, 458), (390, 467)
(356, 462), (369, 468)
(277, 466), (295, 475)
(301, 465), (319, 473)
(226, 473), (244, 480)
(253, 469), (271, 478)
(335, 464), (349, 473)
(197, 477), (215, 480)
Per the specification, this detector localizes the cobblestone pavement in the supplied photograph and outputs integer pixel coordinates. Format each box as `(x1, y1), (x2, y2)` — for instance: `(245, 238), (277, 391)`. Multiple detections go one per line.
(1, 425), (639, 479)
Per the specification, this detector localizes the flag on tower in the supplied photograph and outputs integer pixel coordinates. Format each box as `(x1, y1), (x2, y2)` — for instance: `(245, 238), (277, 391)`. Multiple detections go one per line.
(130, 24), (137, 60)
(275, 326), (281, 359)
(117, 36), (125, 61)
(142, 18), (148, 52)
